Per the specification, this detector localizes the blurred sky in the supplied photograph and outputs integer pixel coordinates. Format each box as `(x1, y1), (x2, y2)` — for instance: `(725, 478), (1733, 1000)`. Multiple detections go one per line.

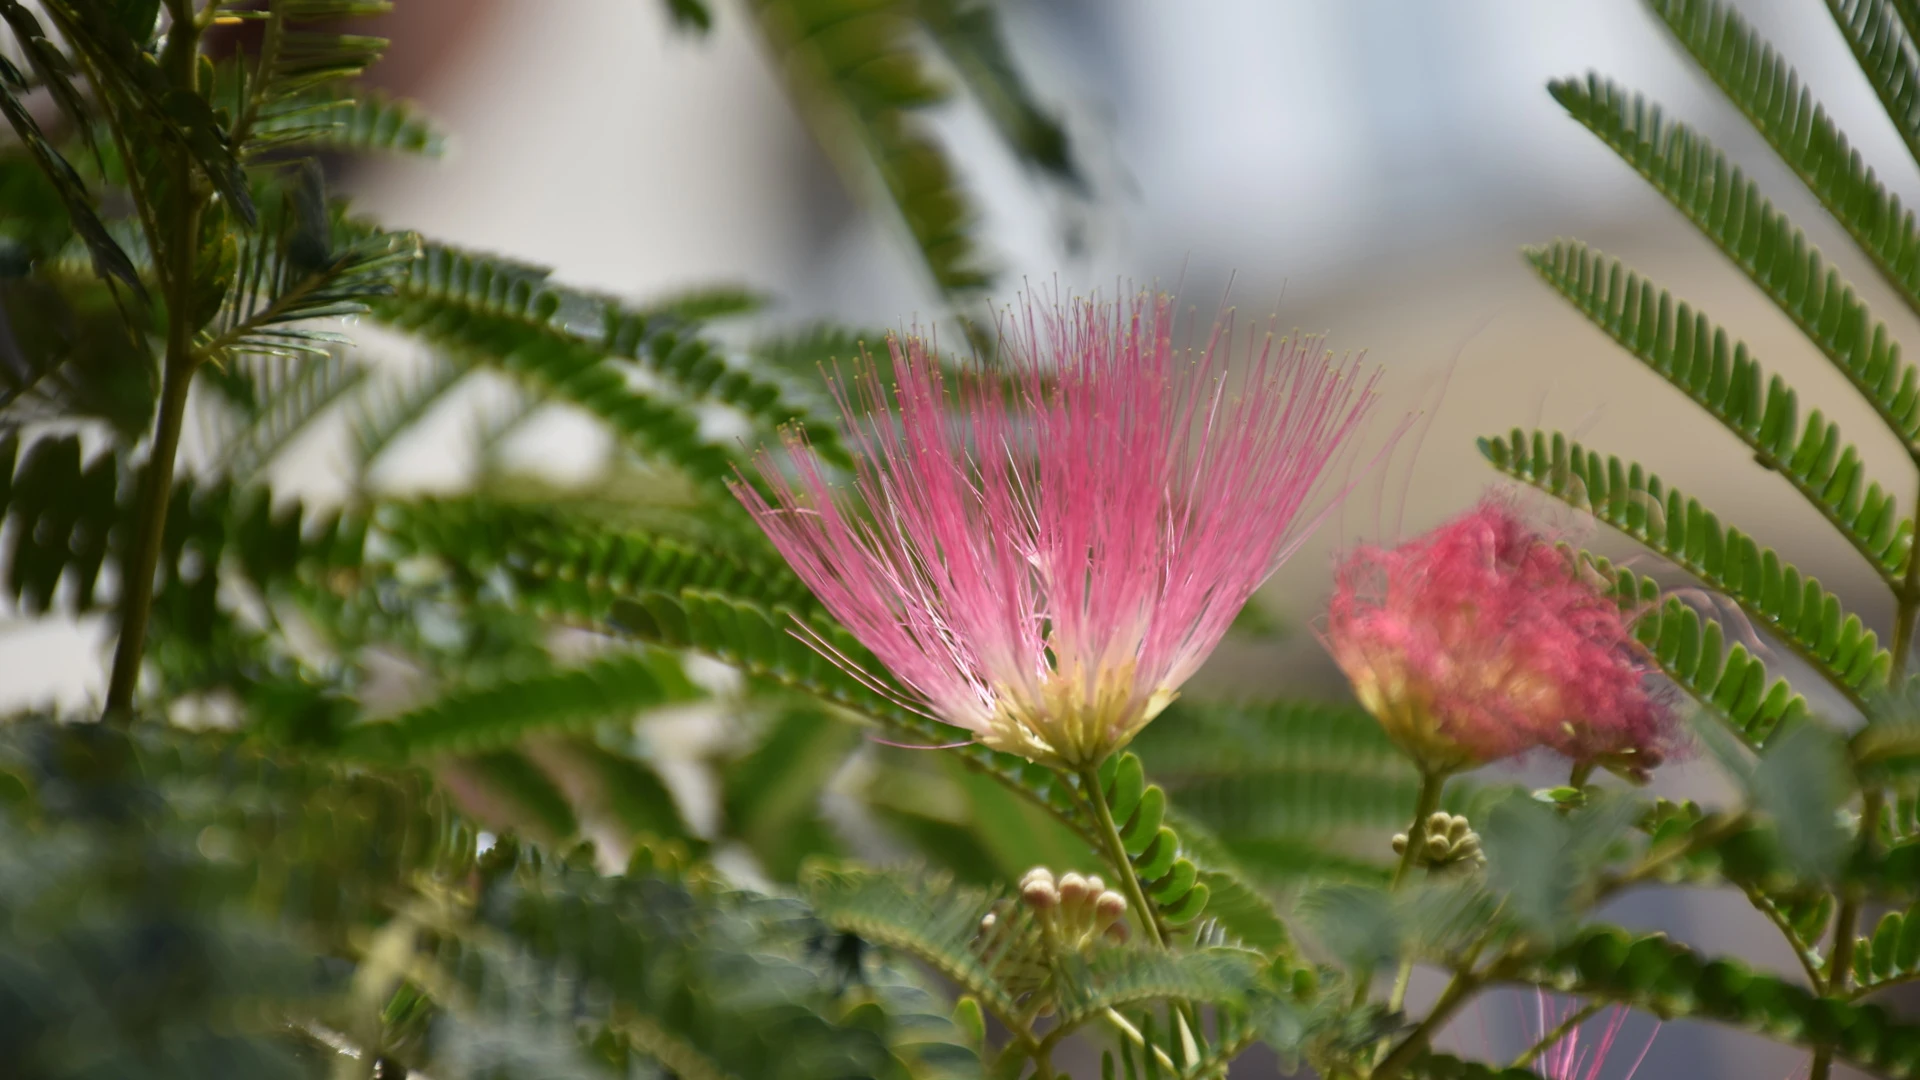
(12, 3), (1920, 1072)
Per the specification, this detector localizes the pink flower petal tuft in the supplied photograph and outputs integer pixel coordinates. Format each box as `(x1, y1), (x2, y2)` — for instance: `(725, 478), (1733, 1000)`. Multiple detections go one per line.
(1325, 496), (1675, 777)
(734, 292), (1379, 768)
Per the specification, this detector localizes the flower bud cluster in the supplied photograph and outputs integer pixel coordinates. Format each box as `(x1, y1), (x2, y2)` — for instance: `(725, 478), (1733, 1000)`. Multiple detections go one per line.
(1013, 867), (1131, 949)
(972, 866), (1133, 1013)
(1391, 811), (1485, 873)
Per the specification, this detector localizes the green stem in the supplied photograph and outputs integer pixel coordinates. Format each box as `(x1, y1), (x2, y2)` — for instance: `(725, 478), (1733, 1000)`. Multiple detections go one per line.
(1372, 966), (1483, 1080)
(1353, 771), (1447, 1014)
(103, 15), (204, 724)
(1594, 811), (1746, 901)
(160, 1), (200, 86)
(1743, 886), (1827, 989)
(1821, 788), (1883, 997)
(1894, 475), (1920, 673)
(1078, 765), (1210, 1064)
(1385, 772), (1447, 1011)
(1101, 1008), (1178, 1074)
(1567, 760), (1594, 790)
(103, 352), (194, 723)
(1386, 956), (1417, 1016)
(1393, 770), (1446, 888)
(1079, 766), (1165, 948)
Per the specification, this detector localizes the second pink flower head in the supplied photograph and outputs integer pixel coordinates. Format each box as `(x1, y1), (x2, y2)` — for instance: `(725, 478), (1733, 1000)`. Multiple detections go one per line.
(1326, 498), (1674, 778)
(736, 293), (1379, 769)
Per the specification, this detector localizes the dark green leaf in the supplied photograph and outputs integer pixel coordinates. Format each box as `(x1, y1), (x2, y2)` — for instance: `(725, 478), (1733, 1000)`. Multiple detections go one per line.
(665, 0), (714, 35)
(1479, 790), (1642, 939)
(1752, 721), (1853, 878)
(915, 0), (1080, 184)
(1298, 883), (1399, 974)
(722, 703), (859, 880)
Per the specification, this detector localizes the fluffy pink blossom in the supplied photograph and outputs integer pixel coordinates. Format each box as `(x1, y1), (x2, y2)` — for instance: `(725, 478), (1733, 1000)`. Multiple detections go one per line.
(734, 293), (1378, 769)
(1325, 498), (1672, 777)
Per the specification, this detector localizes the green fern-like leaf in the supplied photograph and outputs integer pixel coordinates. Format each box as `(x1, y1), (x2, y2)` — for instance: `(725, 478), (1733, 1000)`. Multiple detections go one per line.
(219, 351), (368, 483)
(1523, 241), (1910, 580)
(0, 431), (370, 708)
(1588, 551), (1808, 749)
(378, 496), (818, 619)
(745, 0), (991, 298)
(346, 355), (468, 477)
(247, 85), (448, 159)
(915, 0), (1079, 184)
(223, 1), (393, 154)
(0, 432), (119, 614)
(372, 243), (848, 487)
(38, 0), (255, 224)
(1523, 925), (1920, 1070)
(459, 749), (583, 840)
(0, 55), (142, 293)
(1644, 0), (1920, 334)
(1052, 946), (1264, 1028)
(1129, 698), (1498, 880)
(754, 322), (876, 377)
(338, 650), (704, 762)
(375, 255), (734, 486)
(722, 702), (859, 880)
(1548, 73), (1920, 461)
(1480, 425), (1891, 706)
(645, 283), (767, 322)
(803, 864), (1023, 1023)
(1095, 753), (1213, 931)
(1135, 698), (1409, 780)
(1825, 0), (1920, 166)
(436, 863), (972, 1080)
(1849, 904), (1920, 994)
(122, 720), (480, 944)
(204, 190), (421, 364)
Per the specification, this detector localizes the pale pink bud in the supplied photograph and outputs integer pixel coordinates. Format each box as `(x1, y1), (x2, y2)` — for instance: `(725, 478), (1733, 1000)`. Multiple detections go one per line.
(1057, 872), (1090, 906)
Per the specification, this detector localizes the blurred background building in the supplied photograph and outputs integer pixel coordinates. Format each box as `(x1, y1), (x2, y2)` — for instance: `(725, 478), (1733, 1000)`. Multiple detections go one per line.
(17, 1), (1920, 1074)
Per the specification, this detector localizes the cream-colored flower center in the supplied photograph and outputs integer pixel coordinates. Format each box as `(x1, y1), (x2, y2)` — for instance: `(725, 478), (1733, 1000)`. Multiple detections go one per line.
(978, 661), (1177, 769)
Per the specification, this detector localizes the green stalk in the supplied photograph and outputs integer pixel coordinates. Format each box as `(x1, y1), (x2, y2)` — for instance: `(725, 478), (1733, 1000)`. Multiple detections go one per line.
(1818, 787), (1882, 989)
(102, 352), (194, 721)
(1393, 770), (1446, 888)
(1078, 764), (1207, 1064)
(103, 4), (204, 724)
(1372, 966), (1482, 1079)
(1375, 770), (1446, 1015)
(1079, 766), (1166, 948)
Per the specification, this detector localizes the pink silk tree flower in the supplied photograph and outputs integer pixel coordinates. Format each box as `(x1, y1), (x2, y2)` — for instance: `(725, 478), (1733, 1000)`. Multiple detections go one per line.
(1325, 498), (1673, 779)
(733, 293), (1379, 770)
